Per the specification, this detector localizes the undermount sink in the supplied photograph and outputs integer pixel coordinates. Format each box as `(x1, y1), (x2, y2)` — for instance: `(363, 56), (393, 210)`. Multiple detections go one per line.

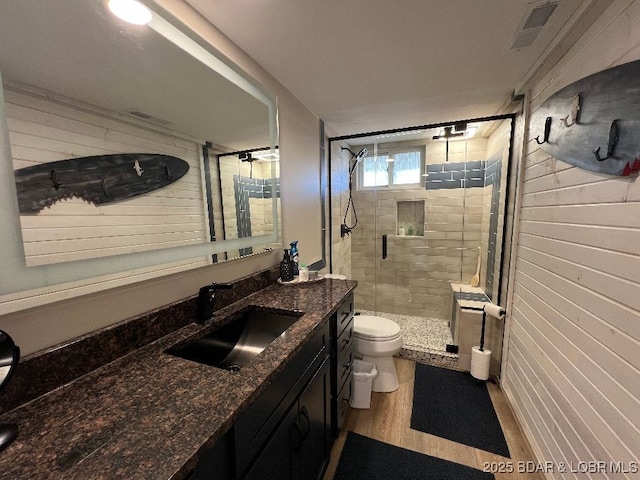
(167, 306), (303, 372)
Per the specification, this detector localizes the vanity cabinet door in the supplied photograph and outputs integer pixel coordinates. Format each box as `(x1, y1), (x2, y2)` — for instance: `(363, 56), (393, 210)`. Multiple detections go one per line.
(187, 431), (234, 480)
(234, 321), (329, 477)
(242, 355), (330, 480)
(293, 355), (330, 480)
(242, 404), (296, 480)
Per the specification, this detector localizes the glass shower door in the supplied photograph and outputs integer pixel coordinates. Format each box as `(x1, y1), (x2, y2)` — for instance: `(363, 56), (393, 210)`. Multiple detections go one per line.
(342, 117), (513, 356)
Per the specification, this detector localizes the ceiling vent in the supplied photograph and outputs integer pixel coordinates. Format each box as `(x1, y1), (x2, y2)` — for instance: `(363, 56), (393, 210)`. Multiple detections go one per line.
(510, 1), (558, 49)
(127, 110), (172, 126)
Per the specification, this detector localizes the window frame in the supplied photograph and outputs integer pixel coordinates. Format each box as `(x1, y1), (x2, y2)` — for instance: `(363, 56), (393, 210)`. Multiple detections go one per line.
(357, 145), (425, 190)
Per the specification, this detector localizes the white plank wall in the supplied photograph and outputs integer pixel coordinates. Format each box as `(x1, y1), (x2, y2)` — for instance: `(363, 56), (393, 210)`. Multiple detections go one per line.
(5, 87), (209, 267)
(503, 0), (640, 478)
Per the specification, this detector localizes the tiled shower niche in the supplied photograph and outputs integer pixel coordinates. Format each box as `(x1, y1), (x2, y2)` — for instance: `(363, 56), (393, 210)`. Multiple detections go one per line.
(397, 200), (424, 236)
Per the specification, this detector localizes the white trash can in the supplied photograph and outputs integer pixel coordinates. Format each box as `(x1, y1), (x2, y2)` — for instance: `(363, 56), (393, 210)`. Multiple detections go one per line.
(350, 359), (378, 409)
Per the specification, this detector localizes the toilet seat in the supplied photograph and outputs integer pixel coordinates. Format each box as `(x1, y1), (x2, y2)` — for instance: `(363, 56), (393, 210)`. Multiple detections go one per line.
(354, 315), (401, 341)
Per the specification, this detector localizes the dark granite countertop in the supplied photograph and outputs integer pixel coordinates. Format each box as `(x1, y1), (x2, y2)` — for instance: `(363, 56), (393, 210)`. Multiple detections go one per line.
(0, 278), (356, 480)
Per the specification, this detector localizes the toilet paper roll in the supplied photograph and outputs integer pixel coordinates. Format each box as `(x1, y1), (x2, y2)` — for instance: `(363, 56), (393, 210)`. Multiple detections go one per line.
(471, 346), (492, 381)
(484, 303), (505, 320)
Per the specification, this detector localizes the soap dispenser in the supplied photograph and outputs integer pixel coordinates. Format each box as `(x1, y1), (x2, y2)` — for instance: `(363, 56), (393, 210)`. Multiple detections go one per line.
(289, 241), (299, 275)
(280, 249), (294, 281)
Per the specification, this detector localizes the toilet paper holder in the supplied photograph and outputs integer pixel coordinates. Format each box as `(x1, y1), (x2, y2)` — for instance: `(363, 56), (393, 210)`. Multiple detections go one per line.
(479, 303), (505, 352)
(471, 303), (506, 382)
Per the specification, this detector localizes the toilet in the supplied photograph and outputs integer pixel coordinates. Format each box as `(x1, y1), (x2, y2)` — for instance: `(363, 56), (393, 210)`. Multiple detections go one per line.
(353, 315), (403, 392)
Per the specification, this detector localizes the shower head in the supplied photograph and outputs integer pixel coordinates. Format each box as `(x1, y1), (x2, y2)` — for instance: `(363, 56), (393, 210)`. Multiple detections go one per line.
(341, 146), (368, 162)
(432, 126), (465, 140)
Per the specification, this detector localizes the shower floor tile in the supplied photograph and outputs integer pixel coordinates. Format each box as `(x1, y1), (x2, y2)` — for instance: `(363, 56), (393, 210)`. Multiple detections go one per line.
(356, 310), (458, 369)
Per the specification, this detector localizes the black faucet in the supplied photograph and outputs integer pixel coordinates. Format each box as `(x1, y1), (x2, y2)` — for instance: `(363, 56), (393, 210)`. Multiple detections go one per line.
(196, 282), (233, 324)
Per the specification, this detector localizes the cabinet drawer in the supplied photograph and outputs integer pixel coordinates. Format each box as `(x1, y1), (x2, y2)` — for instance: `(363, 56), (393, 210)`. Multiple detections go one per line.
(337, 347), (353, 394)
(234, 320), (329, 477)
(336, 375), (352, 432)
(336, 293), (354, 336)
(336, 319), (353, 360)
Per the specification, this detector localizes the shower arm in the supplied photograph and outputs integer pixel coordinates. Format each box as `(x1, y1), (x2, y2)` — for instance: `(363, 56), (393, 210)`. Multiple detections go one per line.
(340, 147), (368, 236)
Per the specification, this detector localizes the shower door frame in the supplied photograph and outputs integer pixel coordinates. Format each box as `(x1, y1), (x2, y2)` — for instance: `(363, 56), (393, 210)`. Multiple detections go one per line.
(327, 113), (517, 312)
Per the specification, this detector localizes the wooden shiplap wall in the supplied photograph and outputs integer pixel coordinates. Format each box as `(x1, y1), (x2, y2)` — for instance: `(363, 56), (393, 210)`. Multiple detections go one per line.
(503, 0), (640, 477)
(5, 86), (209, 267)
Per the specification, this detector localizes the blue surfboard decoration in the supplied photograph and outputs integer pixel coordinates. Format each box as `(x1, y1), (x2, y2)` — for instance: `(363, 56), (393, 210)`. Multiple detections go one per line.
(14, 153), (190, 213)
(530, 59), (640, 177)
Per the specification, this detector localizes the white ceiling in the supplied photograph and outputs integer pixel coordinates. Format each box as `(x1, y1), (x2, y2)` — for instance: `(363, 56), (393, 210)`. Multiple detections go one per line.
(185, 0), (606, 136)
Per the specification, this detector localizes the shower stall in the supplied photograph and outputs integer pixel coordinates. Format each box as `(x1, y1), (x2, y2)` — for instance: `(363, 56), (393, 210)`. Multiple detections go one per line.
(328, 115), (514, 368)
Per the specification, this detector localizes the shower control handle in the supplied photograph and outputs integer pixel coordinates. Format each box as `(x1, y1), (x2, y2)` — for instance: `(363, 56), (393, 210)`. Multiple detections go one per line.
(382, 234), (387, 259)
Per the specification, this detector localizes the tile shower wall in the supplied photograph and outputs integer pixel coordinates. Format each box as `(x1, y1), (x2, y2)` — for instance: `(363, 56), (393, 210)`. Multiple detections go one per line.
(233, 174), (279, 256)
(351, 138), (489, 319)
(483, 152), (502, 299)
(330, 142), (353, 277)
(219, 159), (280, 260)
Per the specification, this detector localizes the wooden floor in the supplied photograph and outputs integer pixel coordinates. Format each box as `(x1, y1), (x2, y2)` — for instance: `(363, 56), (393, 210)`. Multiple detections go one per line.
(324, 358), (544, 479)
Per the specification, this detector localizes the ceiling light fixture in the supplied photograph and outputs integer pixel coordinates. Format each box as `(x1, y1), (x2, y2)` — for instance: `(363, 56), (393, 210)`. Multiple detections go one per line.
(253, 151), (280, 162)
(108, 0), (152, 26)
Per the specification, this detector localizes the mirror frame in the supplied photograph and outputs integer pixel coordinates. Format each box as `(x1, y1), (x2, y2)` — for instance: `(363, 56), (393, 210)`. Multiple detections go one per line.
(0, 1), (279, 308)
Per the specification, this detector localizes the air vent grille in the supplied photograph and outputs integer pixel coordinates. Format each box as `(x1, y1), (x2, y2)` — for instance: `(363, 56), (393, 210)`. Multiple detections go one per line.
(129, 110), (153, 120)
(127, 110), (172, 126)
(511, 30), (542, 50)
(523, 3), (558, 29)
(510, 1), (558, 49)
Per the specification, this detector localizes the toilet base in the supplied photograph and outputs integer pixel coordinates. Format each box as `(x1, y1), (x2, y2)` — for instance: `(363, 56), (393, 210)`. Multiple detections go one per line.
(361, 354), (399, 392)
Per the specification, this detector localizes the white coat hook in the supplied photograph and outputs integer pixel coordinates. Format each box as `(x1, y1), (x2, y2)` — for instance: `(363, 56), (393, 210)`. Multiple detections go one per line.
(133, 159), (144, 176)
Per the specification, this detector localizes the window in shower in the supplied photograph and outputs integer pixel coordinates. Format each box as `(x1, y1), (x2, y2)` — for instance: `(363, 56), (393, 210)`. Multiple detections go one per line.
(359, 147), (424, 188)
(397, 200), (424, 236)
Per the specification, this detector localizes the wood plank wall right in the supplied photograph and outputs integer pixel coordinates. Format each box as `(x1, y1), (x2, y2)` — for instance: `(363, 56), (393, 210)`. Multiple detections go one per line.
(503, 0), (640, 477)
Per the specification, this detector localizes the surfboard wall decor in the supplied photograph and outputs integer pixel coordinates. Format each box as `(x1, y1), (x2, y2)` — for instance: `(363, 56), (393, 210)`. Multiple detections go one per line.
(529, 59), (640, 177)
(14, 153), (190, 214)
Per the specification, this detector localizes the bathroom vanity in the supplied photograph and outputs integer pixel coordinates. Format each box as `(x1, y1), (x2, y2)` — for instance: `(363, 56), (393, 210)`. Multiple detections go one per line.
(0, 277), (356, 479)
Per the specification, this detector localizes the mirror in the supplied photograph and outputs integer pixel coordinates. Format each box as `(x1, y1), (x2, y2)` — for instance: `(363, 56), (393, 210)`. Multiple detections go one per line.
(0, 331), (19, 451)
(0, 0), (279, 299)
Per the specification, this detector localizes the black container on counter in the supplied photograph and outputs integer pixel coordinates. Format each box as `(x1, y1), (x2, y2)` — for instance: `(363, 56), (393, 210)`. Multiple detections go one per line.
(280, 249), (294, 281)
